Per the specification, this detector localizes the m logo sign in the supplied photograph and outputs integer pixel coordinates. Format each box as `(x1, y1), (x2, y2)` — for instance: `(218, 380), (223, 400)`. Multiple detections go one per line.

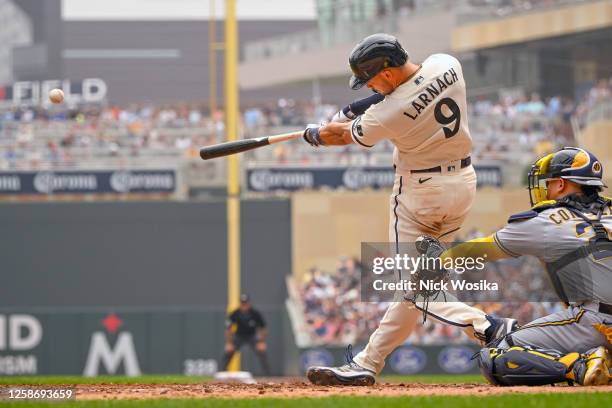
(83, 313), (141, 377)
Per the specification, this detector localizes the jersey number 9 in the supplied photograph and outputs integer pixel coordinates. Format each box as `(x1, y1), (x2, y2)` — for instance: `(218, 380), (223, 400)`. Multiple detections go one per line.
(434, 98), (461, 139)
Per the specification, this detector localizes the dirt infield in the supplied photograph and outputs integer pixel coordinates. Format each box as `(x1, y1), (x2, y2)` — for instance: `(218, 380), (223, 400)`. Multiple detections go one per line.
(63, 381), (611, 400)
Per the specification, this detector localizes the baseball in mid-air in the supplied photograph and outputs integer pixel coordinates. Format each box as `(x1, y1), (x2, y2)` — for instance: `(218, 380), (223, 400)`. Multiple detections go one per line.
(49, 88), (64, 104)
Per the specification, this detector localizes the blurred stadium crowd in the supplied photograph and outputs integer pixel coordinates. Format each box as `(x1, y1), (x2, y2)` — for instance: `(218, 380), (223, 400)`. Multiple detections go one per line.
(296, 257), (385, 345)
(1, 77), (609, 171)
(292, 228), (565, 346)
(0, 103), (221, 169)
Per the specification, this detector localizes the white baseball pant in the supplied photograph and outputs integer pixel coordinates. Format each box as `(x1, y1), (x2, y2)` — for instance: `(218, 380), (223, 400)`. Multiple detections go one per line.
(353, 165), (490, 373)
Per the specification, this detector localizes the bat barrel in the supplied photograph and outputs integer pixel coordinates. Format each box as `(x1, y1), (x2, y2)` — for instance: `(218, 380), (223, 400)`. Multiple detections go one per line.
(199, 138), (269, 160)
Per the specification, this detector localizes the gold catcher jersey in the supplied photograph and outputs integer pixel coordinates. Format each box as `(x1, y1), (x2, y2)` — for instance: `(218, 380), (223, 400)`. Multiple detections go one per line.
(351, 53), (472, 172)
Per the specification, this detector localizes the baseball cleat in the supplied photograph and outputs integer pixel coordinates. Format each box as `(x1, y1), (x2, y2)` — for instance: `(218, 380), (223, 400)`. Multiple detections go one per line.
(573, 346), (612, 386)
(307, 345), (375, 386)
(484, 315), (518, 345)
(307, 363), (376, 386)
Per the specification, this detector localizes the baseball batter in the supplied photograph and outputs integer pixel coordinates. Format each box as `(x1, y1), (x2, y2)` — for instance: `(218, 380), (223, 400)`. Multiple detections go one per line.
(421, 147), (612, 386)
(303, 33), (514, 385)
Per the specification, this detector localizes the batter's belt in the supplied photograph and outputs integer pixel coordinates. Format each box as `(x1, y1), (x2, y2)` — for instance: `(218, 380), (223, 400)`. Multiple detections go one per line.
(409, 156), (471, 174)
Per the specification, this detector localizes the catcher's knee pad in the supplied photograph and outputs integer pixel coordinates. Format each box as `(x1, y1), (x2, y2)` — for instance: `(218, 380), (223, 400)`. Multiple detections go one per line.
(477, 346), (569, 386)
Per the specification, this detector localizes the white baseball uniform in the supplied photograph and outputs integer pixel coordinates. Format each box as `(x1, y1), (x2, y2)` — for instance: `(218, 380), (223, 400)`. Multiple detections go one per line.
(349, 54), (490, 374)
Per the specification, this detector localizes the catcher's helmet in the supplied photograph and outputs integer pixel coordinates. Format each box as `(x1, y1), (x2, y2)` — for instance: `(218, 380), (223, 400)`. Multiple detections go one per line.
(348, 33), (408, 90)
(527, 147), (606, 206)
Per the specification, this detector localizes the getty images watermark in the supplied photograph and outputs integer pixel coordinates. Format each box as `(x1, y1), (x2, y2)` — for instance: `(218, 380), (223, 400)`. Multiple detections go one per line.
(370, 252), (496, 292)
(359, 242), (560, 303)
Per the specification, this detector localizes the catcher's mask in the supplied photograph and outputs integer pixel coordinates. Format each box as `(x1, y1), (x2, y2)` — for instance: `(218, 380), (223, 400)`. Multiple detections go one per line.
(527, 147), (606, 206)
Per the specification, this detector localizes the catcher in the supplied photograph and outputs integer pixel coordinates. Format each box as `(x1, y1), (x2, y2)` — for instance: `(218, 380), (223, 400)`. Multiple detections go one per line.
(416, 147), (612, 386)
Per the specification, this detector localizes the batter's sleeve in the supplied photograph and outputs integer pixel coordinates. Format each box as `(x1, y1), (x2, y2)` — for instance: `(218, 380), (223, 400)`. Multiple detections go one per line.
(494, 216), (549, 258)
(350, 111), (390, 148)
(346, 93), (385, 117)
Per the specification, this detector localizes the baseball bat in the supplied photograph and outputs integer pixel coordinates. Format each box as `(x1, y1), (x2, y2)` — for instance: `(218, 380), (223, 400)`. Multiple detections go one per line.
(199, 131), (302, 160)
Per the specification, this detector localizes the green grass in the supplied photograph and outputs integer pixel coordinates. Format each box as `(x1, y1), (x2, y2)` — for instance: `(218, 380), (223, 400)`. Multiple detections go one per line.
(0, 374), (482, 385)
(0, 394), (609, 408)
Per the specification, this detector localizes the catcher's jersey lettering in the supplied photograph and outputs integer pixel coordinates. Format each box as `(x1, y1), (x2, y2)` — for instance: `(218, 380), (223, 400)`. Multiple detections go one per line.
(497, 209), (612, 260)
(403, 68), (459, 120)
(352, 53), (471, 171)
(549, 209), (574, 224)
(548, 206), (612, 225)
(575, 221), (612, 238)
(495, 205), (612, 304)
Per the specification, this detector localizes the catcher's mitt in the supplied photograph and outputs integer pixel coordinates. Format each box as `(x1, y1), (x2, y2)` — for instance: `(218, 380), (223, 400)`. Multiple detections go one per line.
(409, 235), (450, 300)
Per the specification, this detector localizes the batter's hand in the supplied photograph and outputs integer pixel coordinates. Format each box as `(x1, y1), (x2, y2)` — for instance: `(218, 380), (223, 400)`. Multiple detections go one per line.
(224, 342), (235, 353)
(303, 124), (324, 147)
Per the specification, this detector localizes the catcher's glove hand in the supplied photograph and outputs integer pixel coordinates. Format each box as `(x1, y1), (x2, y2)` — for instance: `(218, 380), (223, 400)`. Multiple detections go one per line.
(410, 235), (449, 299)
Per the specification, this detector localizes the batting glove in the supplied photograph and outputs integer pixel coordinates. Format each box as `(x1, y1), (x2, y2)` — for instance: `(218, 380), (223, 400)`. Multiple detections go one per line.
(303, 124), (324, 147)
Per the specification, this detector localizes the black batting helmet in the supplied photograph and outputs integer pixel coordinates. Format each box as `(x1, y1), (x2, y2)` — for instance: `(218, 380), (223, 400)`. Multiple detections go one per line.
(348, 33), (409, 90)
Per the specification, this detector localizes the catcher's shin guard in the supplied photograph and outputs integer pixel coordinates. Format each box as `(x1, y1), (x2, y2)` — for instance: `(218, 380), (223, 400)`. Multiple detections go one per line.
(477, 347), (575, 386)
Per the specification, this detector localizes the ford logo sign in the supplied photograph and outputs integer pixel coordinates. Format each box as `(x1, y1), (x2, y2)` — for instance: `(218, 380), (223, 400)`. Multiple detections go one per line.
(438, 346), (475, 373)
(300, 349), (334, 373)
(389, 347), (426, 374)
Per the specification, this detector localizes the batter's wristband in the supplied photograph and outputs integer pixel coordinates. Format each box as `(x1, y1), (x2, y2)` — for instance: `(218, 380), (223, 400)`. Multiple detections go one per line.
(332, 109), (352, 123)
